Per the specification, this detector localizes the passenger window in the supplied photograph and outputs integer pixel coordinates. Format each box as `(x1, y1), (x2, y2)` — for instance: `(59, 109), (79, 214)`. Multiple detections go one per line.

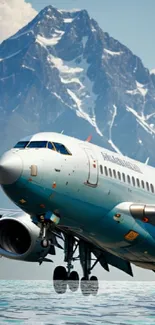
(127, 175), (130, 184)
(132, 176), (135, 186)
(137, 178), (140, 187)
(53, 143), (71, 155)
(146, 182), (149, 191)
(122, 173), (125, 182)
(141, 180), (145, 189)
(118, 171), (121, 180)
(150, 184), (154, 193)
(113, 170), (116, 178)
(100, 165), (103, 174)
(104, 166), (108, 176)
(109, 168), (112, 177)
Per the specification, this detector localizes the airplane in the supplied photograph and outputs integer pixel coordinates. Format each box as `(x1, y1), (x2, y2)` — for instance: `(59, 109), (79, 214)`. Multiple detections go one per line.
(0, 132), (155, 295)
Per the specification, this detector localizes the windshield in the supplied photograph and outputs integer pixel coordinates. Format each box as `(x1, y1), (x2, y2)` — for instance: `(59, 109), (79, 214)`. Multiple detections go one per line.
(14, 140), (71, 155)
(27, 141), (48, 148)
(14, 141), (29, 149)
(53, 142), (71, 155)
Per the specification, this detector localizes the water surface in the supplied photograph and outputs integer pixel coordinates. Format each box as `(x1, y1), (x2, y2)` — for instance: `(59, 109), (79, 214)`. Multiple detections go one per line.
(0, 281), (155, 324)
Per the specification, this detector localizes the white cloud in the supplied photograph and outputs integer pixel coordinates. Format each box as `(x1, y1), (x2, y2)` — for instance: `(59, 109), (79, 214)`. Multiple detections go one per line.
(0, 0), (37, 44)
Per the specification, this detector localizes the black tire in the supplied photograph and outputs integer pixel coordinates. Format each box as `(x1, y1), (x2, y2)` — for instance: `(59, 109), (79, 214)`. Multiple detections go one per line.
(68, 271), (79, 292)
(53, 266), (67, 294)
(80, 277), (90, 296)
(90, 276), (99, 296)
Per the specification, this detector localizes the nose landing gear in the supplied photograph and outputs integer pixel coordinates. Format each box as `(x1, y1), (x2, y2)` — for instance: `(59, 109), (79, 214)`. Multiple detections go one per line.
(38, 214), (57, 248)
(41, 238), (51, 248)
(40, 223), (51, 248)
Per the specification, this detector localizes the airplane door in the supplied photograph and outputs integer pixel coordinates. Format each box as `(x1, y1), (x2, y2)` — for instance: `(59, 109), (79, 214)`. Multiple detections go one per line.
(83, 148), (98, 186)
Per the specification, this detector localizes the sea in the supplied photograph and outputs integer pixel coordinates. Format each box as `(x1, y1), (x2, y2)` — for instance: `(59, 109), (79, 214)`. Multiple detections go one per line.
(0, 281), (155, 324)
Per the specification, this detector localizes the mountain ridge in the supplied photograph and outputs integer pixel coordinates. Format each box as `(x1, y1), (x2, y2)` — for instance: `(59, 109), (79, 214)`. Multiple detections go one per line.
(0, 5), (155, 165)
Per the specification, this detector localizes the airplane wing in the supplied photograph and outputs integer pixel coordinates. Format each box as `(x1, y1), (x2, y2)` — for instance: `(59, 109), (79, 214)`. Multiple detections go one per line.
(92, 247), (133, 276)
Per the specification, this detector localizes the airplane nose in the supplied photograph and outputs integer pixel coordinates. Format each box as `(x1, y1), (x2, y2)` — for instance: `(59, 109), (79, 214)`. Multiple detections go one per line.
(0, 152), (22, 185)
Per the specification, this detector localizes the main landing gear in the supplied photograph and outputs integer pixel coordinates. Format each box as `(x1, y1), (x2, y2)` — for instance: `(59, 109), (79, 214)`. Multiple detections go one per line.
(53, 235), (99, 295)
(37, 215), (99, 295)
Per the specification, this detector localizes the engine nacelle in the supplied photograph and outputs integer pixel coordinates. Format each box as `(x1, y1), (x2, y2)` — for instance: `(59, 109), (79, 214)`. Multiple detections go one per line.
(0, 212), (49, 262)
(110, 202), (155, 226)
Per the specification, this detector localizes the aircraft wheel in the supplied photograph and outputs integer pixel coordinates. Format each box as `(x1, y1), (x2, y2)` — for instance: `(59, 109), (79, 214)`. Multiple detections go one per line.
(53, 266), (67, 294)
(68, 271), (79, 292)
(41, 238), (50, 248)
(90, 276), (99, 296)
(80, 277), (90, 296)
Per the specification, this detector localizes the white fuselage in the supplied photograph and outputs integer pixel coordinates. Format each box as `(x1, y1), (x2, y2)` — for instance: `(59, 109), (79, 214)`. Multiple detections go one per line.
(1, 132), (155, 269)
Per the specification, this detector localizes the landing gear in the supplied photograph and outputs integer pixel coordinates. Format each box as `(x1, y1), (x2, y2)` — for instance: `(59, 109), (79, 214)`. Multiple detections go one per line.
(89, 276), (99, 296)
(80, 277), (90, 296)
(41, 239), (51, 248)
(80, 276), (99, 296)
(53, 266), (67, 294)
(52, 236), (99, 295)
(38, 215), (54, 248)
(37, 215), (99, 295)
(68, 271), (79, 292)
(53, 235), (80, 294)
(79, 241), (99, 296)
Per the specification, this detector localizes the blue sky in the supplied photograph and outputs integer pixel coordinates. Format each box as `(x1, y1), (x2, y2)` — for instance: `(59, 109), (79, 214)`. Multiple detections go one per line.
(28, 0), (155, 70)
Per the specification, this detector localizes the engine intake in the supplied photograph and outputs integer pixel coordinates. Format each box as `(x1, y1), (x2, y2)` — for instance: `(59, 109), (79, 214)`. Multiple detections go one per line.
(0, 219), (31, 255)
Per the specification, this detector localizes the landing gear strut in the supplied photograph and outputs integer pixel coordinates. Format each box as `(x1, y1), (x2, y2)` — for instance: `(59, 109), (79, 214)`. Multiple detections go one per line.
(40, 224), (51, 248)
(64, 235), (79, 292)
(38, 215), (52, 248)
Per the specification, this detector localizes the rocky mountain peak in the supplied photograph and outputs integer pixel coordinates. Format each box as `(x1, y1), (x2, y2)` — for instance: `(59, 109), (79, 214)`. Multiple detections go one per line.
(0, 5), (155, 166)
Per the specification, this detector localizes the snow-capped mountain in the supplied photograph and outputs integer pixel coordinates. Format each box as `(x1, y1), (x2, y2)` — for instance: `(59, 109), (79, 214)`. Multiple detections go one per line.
(0, 5), (155, 165)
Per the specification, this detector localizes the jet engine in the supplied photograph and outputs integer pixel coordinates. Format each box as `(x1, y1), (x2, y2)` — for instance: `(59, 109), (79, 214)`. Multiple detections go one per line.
(110, 202), (155, 226)
(0, 212), (52, 262)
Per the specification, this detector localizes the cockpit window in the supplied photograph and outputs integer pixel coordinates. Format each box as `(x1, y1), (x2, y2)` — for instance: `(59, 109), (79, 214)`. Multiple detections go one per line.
(53, 142), (71, 155)
(27, 141), (48, 148)
(48, 142), (55, 150)
(14, 141), (29, 148)
(14, 140), (71, 154)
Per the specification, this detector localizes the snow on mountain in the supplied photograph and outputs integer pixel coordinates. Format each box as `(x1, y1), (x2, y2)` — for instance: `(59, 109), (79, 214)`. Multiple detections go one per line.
(150, 69), (155, 75)
(0, 5), (155, 165)
(36, 31), (65, 46)
(104, 49), (123, 56)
